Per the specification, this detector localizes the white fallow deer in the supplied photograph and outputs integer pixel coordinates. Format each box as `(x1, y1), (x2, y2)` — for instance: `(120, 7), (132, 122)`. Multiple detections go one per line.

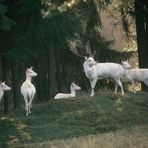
(0, 82), (11, 103)
(68, 40), (131, 97)
(54, 82), (81, 99)
(83, 57), (128, 97)
(122, 61), (148, 92)
(21, 67), (37, 116)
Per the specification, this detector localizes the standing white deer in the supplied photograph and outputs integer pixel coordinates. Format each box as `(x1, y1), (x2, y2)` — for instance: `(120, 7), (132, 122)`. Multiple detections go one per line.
(54, 82), (81, 99)
(68, 40), (131, 97)
(0, 82), (11, 103)
(21, 67), (37, 116)
(83, 57), (127, 96)
(122, 61), (148, 92)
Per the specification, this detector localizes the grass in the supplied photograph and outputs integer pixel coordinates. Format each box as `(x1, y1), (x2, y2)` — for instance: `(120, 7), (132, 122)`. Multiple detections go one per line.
(0, 91), (148, 147)
(23, 125), (148, 148)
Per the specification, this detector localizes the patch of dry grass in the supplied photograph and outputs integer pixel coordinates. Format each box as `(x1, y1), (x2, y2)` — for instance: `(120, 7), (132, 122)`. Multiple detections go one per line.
(19, 125), (148, 148)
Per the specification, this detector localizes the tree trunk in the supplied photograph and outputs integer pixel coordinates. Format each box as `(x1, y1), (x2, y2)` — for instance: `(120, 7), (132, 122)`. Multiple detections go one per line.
(0, 54), (2, 80)
(42, 53), (49, 99)
(36, 53), (46, 101)
(145, 0), (148, 66)
(2, 58), (9, 113)
(48, 47), (57, 98)
(135, 0), (148, 68)
(11, 59), (20, 109)
(55, 47), (63, 92)
(135, 0), (148, 90)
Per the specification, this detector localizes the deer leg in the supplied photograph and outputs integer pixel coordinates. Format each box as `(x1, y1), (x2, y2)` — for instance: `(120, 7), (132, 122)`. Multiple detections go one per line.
(28, 93), (34, 114)
(143, 79), (148, 86)
(131, 81), (136, 93)
(114, 83), (118, 94)
(28, 100), (31, 114)
(24, 96), (29, 116)
(30, 93), (35, 108)
(114, 79), (124, 96)
(90, 79), (97, 97)
(24, 96), (28, 110)
(113, 78), (119, 94)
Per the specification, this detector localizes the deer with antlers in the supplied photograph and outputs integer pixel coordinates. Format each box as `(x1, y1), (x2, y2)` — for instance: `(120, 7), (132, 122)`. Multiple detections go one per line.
(69, 40), (128, 97)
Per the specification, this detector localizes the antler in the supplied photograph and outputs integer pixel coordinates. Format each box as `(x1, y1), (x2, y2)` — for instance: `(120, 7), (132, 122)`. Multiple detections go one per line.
(91, 50), (96, 57)
(68, 40), (96, 58)
(85, 41), (96, 57)
(86, 41), (91, 56)
(68, 40), (85, 58)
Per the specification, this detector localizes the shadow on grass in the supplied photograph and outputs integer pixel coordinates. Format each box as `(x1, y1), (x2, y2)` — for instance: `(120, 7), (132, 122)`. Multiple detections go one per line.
(0, 114), (33, 146)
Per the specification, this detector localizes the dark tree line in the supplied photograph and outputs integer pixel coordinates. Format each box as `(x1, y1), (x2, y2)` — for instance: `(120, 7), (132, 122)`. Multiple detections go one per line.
(0, 0), (143, 113)
(135, 0), (148, 68)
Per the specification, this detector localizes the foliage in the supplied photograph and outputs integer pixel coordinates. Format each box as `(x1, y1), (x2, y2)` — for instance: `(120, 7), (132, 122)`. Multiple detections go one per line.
(0, 1), (15, 31)
(105, 0), (135, 38)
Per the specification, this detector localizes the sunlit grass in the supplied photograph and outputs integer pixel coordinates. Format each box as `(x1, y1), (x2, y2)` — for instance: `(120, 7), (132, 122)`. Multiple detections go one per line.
(22, 125), (148, 148)
(0, 91), (148, 147)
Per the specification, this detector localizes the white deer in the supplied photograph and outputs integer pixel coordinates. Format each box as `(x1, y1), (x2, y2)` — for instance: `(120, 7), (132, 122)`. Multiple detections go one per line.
(21, 67), (37, 116)
(0, 82), (11, 103)
(54, 82), (81, 99)
(68, 40), (130, 97)
(83, 57), (129, 96)
(122, 61), (148, 92)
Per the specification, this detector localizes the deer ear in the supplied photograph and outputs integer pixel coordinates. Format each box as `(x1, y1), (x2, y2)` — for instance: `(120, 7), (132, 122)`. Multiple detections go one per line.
(30, 67), (33, 70)
(85, 57), (88, 60)
(2, 81), (5, 84)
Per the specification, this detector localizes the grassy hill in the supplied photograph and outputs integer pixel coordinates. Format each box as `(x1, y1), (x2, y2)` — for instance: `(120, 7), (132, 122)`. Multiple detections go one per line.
(0, 91), (148, 147)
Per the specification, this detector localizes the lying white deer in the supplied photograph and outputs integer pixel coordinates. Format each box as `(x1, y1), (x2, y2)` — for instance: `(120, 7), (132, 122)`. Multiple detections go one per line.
(122, 61), (148, 92)
(21, 67), (37, 116)
(0, 82), (11, 103)
(54, 82), (81, 99)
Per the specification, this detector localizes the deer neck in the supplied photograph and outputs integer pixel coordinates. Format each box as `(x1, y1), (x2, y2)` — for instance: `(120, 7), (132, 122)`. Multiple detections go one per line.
(70, 89), (76, 97)
(26, 75), (32, 82)
(0, 88), (4, 100)
(123, 68), (129, 76)
(83, 62), (91, 73)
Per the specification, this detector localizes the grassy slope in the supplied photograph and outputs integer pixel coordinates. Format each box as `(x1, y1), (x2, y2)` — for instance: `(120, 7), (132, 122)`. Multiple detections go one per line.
(0, 91), (148, 147)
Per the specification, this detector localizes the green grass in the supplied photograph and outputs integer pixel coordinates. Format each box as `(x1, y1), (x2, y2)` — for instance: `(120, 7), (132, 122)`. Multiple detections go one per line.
(0, 91), (148, 147)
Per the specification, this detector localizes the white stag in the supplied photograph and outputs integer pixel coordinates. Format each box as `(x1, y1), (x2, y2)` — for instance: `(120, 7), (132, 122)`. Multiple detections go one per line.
(21, 67), (37, 116)
(0, 82), (11, 103)
(54, 82), (81, 99)
(83, 57), (128, 96)
(68, 40), (131, 97)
